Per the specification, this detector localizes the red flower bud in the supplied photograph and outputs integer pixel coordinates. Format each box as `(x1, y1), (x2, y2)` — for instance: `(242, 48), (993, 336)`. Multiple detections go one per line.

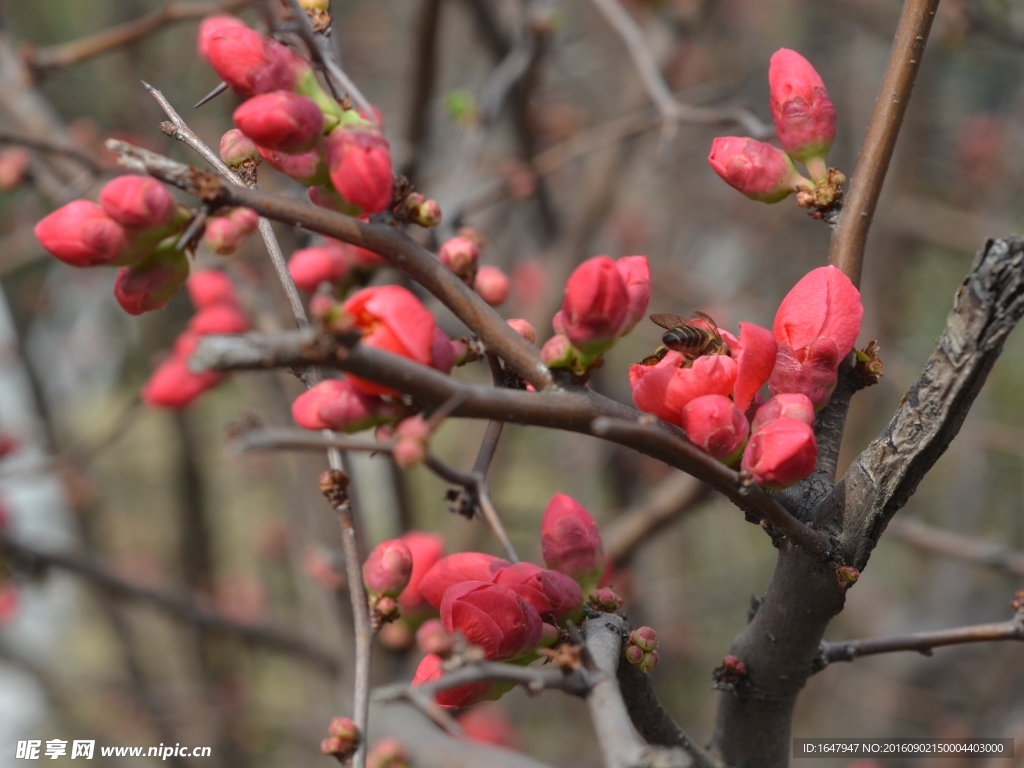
(437, 236), (479, 277)
(258, 143), (327, 186)
(506, 318), (536, 344)
(615, 256), (650, 335)
(288, 242), (350, 290)
(750, 393), (815, 433)
(188, 304), (249, 336)
(234, 92), (324, 153)
(291, 377), (396, 432)
(589, 586), (623, 611)
(630, 352), (738, 427)
(474, 266), (509, 306)
(456, 704), (521, 750)
(327, 716), (359, 743)
(540, 334), (576, 369)
(142, 356), (222, 409)
(187, 270), (238, 309)
(708, 137), (805, 203)
(624, 644), (645, 666)
(415, 618), (452, 656)
(198, 16), (311, 98)
(540, 493), (606, 592)
(768, 49), (837, 171)
(492, 562), (584, 623)
(430, 327), (456, 375)
(100, 175), (177, 230)
(741, 417), (817, 489)
(326, 122), (393, 214)
(366, 739), (409, 768)
(630, 626), (658, 652)
(418, 552), (511, 609)
(560, 256), (629, 354)
(638, 650), (659, 674)
(398, 531), (446, 612)
(363, 539), (414, 598)
(680, 394), (749, 463)
(722, 322), (777, 411)
(404, 193), (442, 228)
(35, 200), (129, 267)
(229, 207), (258, 236)
(412, 652), (495, 708)
(440, 581), (543, 660)
(203, 215), (247, 256)
(0, 148), (30, 190)
(219, 129), (259, 167)
(773, 265), (862, 362)
(343, 286), (436, 395)
(113, 250), (190, 315)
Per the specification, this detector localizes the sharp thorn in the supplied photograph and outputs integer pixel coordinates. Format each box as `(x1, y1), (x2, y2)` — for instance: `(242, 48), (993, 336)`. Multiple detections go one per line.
(194, 81), (229, 109)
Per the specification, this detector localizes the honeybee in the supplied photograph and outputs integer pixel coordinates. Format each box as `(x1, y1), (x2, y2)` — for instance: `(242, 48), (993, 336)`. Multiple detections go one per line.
(638, 311), (727, 366)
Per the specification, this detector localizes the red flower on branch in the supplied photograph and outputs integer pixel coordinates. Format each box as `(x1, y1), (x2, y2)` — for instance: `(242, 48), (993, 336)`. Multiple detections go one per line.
(768, 49), (837, 176)
(439, 581), (543, 661)
(418, 552), (511, 609)
(540, 493), (606, 593)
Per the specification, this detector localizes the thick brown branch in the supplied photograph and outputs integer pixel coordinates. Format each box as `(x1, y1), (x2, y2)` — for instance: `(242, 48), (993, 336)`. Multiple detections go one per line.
(0, 532), (339, 673)
(886, 517), (1024, 578)
(828, 0), (940, 285)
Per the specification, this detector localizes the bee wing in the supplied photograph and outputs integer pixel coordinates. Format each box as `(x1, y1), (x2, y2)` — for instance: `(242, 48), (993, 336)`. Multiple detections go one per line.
(650, 313), (688, 330)
(689, 311), (721, 336)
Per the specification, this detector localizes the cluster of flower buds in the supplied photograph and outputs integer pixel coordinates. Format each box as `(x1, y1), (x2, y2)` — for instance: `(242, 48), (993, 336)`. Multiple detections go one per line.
(320, 717), (360, 763)
(623, 626), (659, 673)
(542, 255), (650, 374)
(407, 494), (611, 708)
(199, 15), (440, 224)
(142, 270), (250, 408)
(631, 266), (861, 488)
(434, 230), (510, 307)
(363, 538), (414, 627)
(708, 49), (840, 208)
(288, 236), (386, 294)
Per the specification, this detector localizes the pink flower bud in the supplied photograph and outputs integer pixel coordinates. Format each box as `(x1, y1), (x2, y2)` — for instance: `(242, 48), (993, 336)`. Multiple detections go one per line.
(228, 207), (258, 236)
(630, 626), (658, 652)
(638, 650), (659, 674)
(203, 215), (244, 256)
(405, 193), (442, 228)
(398, 531), (445, 612)
(113, 251), (190, 315)
(624, 644), (645, 666)
(363, 539), (414, 598)
(188, 304), (249, 336)
(288, 242), (350, 290)
(326, 122), (393, 214)
(750, 393), (815, 433)
(430, 326), (456, 374)
(437, 236), (479, 277)
(440, 581), (543, 660)
(366, 739), (409, 768)
(327, 716), (359, 743)
(418, 552), (511, 609)
(219, 129), (259, 167)
(560, 256), (629, 353)
(540, 493), (606, 592)
(142, 356), (222, 409)
(590, 586), (623, 611)
(708, 137), (804, 203)
(540, 334), (576, 369)
(630, 352), (738, 428)
(415, 618), (452, 656)
(615, 256), (650, 335)
(198, 16), (311, 98)
(291, 377), (394, 432)
(768, 49), (837, 171)
(187, 270), (238, 309)
(506, 318), (536, 344)
(258, 144), (328, 186)
(0, 148), (30, 190)
(722, 322), (778, 412)
(680, 394), (749, 463)
(773, 265), (862, 362)
(474, 266), (509, 306)
(492, 563), (584, 624)
(413, 653), (495, 708)
(456, 704), (521, 750)
(234, 92), (324, 153)
(741, 417), (817, 489)
(392, 416), (431, 468)
(35, 200), (129, 267)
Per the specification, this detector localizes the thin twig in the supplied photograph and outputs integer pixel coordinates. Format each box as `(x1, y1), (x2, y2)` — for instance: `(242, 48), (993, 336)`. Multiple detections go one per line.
(374, 660), (592, 702)
(886, 517), (1024, 578)
(23, 0), (250, 74)
(0, 130), (104, 174)
(0, 532), (340, 672)
(827, 0), (941, 286)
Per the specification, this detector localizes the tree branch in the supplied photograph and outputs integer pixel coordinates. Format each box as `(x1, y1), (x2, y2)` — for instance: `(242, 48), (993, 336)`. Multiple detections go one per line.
(827, 0), (940, 286)
(374, 660), (592, 703)
(886, 517), (1024, 579)
(0, 532), (340, 673)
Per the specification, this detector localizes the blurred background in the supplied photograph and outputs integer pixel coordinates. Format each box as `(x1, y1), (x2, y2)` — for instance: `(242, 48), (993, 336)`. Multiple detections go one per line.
(0, 0), (1023, 766)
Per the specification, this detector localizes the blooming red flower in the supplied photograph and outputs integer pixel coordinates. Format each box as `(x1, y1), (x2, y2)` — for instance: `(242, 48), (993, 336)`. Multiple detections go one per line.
(234, 92), (324, 153)
(326, 122), (393, 214)
(113, 251), (190, 315)
(560, 256), (629, 354)
(418, 552), (511, 609)
(291, 377), (396, 432)
(741, 417), (818, 489)
(398, 531), (445, 612)
(342, 285), (436, 395)
(99, 175), (178, 230)
(492, 562), (584, 623)
(540, 493), (606, 592)
(708, 137), (805, 203)
(630, 351), (738, 427)
(412, 653), (496, 708)
(721, 322), (777, 411)
(35, 200), (129, 267)
(768, 49), (837, 173)
(680, 394), (749, 462)
(198, 15), (311, 98)
(439, 581), (543, 660)
(615, 255), (651, 335)
(288, 242), (350, 290)
(363, 539), (414, 598)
